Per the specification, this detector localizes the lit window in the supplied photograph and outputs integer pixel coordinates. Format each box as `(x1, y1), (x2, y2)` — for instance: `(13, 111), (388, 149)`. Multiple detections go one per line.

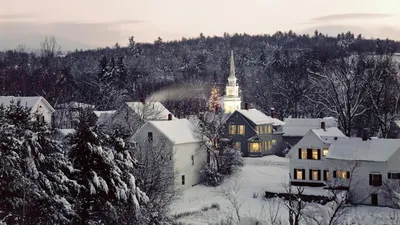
(312, 149), (319, 160)
(301, 149), (307, 159)
(323, 148), (328, 156)
(229, 125), (236, 135)
(263, 141), (268, 151)
(296, 169), (303, 180)
(312, 170), (319, 181)
(272, 139), (276, 145)
(268, 126), (272, 134)
(268, 141), (272, 150)
(337, 171), (348, 179)
(238, 125), (245, 135)
(249, 143), (261, 152)
(259, 126), (264, 134)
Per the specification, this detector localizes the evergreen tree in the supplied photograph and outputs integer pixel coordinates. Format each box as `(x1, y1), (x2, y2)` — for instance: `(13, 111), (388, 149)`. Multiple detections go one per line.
(0, 100), (77, 224)
(68, 110), (148, 224)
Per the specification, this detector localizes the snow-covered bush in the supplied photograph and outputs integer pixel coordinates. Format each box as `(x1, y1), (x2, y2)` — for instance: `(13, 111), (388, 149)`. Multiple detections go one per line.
(201, 164), (224, 187)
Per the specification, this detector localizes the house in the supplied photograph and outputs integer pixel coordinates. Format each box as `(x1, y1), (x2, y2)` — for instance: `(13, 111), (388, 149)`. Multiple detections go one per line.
(288, 122), (347, 186)
(283, 117), (338, 147)
(326, 135), (400, 207)
(0, 96), (55, 126)
(108, 100), (176, 135)
(224, 105), (285, 157)
(52, 101), (95, 129)
(130, 116), (206, 190)
(388, 120), (400, 139)
(93, 110), (116, 127)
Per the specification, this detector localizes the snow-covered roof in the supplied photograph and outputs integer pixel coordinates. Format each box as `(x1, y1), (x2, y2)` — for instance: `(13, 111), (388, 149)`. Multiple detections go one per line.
(125, 101), (176, 121)
(311, 127), (346, 143)
(145, 119), (201, 145)
(0, 96), (55, 112)
(326, 138), (400, 162)
(94, 110), (116, 125)
(283, 117), (337, 137)
(55, 101), (95, 109)
(236, 109), (284, 126)
(394, 120), (400, 128)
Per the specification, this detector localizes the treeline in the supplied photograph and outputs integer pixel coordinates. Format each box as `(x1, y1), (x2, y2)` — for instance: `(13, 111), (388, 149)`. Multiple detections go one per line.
(0, 31), (399, 136)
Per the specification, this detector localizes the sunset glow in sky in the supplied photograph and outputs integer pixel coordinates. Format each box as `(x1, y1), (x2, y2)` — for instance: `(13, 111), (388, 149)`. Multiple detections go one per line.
(1, 0), (400, 49)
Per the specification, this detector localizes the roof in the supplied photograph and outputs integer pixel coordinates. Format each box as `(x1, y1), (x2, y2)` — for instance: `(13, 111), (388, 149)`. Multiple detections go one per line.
(311, 127), (347, 143)
(93, 110), (116, 125)
(236, 109), (284, 126)
(136, 119), (201, 145)
(0, 96), (55, 112)
(283, 117), (337, 137)
(125, 101), (175, 121)
(394, 120), (400, 128)
(55, 101), (95, 109)
(326, 138), (400, 162)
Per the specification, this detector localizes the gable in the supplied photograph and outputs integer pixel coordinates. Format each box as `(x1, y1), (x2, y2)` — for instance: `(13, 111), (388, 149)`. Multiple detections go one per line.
(288, 130), (325, 158)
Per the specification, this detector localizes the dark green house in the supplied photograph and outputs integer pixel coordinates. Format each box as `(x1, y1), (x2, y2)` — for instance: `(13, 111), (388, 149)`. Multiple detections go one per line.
(224, 107), (285, 157)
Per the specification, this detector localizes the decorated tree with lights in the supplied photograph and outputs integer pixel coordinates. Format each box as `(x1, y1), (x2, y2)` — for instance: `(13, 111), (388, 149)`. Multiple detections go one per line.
(209, 86), (221, 112)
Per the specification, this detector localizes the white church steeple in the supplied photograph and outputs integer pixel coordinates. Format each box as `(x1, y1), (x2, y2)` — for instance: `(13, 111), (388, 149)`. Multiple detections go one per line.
(223, 51), (242, 113)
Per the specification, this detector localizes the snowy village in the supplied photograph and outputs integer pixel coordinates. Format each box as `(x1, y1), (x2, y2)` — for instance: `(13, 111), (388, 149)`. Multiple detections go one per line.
(2, 2), (400, 225)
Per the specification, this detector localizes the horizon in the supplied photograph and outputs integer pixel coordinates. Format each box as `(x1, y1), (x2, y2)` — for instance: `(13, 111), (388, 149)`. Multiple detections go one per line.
(1, 0), (400, 50)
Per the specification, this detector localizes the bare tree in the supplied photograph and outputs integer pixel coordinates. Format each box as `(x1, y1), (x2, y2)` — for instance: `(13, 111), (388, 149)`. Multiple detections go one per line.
(281, 182), (306, 225)
(133, 137), (179, 224)
(218, 179), (244, 223)
(40, 36), (61, 58)
(308, 54), (370, 136)
(363, 54), (400, 138)
(260, 198), (283, 225)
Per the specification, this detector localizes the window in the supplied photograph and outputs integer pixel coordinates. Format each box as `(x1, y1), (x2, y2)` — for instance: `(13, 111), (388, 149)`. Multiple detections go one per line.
(181, 175), (185, 185)
(272, 139), (276, 145)
(323, 170), (330, 181)
(369, 174), (382, 186)
(312, 149), (319, 160)
(334, 170), (350, 179)
(249, 142), (261, 152)
(294, 169), (305, 180)
(256, 126), (264, 134)
(268, 126), (272, 134)
(323, 148), (329, 156)
(388, 173), (400, 179)
(238, 125), (245, 135)
(229, 125), (236, 135)
(191, 155), (194, 166)
(207, 151), (211, 164)
(235, 142), (241, 149)
(147, 132), (153, 142)
(298, 148), (307, 159)
(310, 170), (320, 181)
(268, 141), (272, 150)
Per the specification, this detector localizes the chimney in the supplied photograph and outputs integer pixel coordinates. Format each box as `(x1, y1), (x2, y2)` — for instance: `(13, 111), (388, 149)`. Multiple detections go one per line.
(270, 108), (276, 118)
(321, 121), (326, 131)
(168, 114), (173, 121)
(362, 128), (369, 141)
(244, 103), (249, 110)
(140, 98), (145, 105)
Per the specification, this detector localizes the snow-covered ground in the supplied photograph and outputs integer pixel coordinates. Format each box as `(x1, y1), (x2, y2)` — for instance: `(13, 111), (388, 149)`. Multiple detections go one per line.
(171, 156), (400, 225)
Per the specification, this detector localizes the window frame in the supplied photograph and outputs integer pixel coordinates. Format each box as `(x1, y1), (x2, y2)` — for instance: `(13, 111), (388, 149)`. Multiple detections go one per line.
(229, 125), (236, 135)
(238, 125), (245, 135)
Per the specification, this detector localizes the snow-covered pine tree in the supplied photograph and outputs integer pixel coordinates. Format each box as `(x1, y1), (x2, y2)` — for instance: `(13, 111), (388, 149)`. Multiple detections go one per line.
(0, 100), (77, 225)
(68, 110), (148, 225)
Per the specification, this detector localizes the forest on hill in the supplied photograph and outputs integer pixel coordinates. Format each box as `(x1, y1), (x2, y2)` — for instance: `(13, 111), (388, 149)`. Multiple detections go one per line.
(0, 30), (399, 137)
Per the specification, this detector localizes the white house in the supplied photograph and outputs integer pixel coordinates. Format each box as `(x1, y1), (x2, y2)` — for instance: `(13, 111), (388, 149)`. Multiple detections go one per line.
(0, 96), (55, 126)
(288, 122), (347, 186)
(53, 101), (95, 129)
(326, 136), (400, 206)
(283, 117), (338, 147)
(108, 100), (176, 134)
(131, 117), (206, 190)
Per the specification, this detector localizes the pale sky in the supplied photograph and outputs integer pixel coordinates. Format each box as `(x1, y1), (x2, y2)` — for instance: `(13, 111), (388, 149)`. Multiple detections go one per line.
(1, 0), (400, 50)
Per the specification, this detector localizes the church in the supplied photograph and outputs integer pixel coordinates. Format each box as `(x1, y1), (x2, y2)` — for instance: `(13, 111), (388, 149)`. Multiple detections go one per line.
(222, 51), (242, 113)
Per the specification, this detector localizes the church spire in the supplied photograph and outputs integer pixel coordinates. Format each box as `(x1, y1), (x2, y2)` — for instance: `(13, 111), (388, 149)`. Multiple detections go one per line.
(229, 50), (236, 78)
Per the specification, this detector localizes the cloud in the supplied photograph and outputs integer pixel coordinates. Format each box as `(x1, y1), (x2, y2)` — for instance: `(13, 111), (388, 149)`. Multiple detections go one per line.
(0, 14), (34, 20)
(310, 13), (393, 22)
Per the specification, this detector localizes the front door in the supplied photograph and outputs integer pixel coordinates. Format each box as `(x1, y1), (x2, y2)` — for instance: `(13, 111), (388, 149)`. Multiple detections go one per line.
(371, 194), (378, 206)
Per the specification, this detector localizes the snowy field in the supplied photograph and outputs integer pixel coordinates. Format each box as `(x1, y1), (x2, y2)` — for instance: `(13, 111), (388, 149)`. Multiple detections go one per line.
(171, 156), (400, 225)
